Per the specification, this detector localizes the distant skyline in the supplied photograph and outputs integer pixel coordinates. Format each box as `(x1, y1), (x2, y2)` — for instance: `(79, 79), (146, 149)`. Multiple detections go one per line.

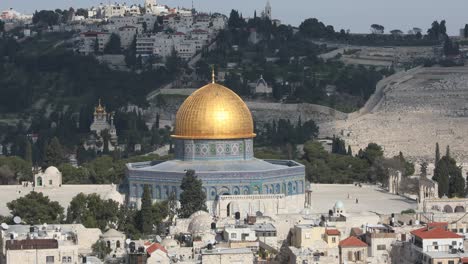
(1, 0), (467, 35)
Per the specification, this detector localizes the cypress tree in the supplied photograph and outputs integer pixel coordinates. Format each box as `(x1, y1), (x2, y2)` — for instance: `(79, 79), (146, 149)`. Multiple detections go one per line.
(44, 137), (65, 167)
(24, 141), (32, 164)
(435, 143), (440, 163)
(347, 145), (353, 156)
(446, 145), (451, 158)
(179, 170), (207, 218)
(139, 185), (153, 234)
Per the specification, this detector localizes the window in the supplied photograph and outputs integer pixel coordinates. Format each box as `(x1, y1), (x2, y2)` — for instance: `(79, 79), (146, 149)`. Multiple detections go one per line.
(305, 233), (311, 239)
(332, 237), (336, 243)
(377, 245), (386, 250)
(452, 241), (457, 245)
(448, 261), (455, 264)
(49, 180), (52, 185)
(459, 228), (464, 233)
(116, 240), (121, 248)
(46, 256), (54, 263)
(437, 262), (442, 264)
(231, 233), (237, 239)
(355, 251), (361, 261)
(62, 256), (67, 263)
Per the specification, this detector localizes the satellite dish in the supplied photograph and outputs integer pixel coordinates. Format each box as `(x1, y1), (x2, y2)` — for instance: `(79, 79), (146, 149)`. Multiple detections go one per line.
(43, 223), (48, 228)
(125, 239), (131, 245)
(1, 223), (9, 230)
(215, 234), (222, 242)
(13, 216), (21, 224)
(155, 235), (162, 243)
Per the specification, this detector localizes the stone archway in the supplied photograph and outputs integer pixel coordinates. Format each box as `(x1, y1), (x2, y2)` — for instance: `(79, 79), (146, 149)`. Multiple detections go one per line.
(227, 202), (239, 217)
(455, 206), (465, 213)
(444, 205), (454, 213)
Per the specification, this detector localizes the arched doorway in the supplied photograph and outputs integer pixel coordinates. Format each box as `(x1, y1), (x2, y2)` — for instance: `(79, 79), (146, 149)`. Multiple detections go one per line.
(443, 205), (453, 213)
(37, 177), (42, 187)
(227, 202), (239, 218)
(455, 206), (465, 213)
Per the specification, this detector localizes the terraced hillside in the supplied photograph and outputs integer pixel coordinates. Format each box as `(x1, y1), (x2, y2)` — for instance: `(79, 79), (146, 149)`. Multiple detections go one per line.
(321, 66), (468, 166)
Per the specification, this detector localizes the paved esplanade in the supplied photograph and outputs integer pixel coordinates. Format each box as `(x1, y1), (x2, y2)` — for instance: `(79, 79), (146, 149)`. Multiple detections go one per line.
(309, 184), (417, 214)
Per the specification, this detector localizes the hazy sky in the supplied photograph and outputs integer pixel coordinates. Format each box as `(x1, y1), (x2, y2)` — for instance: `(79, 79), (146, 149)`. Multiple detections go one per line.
(1, 0), (467, 35)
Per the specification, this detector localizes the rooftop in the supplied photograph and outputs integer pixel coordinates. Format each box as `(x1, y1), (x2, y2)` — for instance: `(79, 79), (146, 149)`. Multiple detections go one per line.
(6, 239), (58, 250)
(202, 247), (253, 255)
(411, 227), (463, 240)
(339, 236), (368, 248)
(326, 229), (341, 236)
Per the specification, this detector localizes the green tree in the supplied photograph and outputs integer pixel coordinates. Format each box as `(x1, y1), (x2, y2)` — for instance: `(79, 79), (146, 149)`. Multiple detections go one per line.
(104, 34), (121, 54)
(24, 141), (32, 164)
(179, 170), (207, 218)
(0, 20), (4, 33)
(360, 143), (384, 165)
(435, 143), (441, 163)
(433, 155), (464, 198)
(139, 185), (153, 234)
(7, 192), (64, 224)
(464, 24), (468, 38)
(66, 193), (119, 230)
(92, 240), (111, 260)
(347, 145), (353, 156)
(44, 137), (65, 167)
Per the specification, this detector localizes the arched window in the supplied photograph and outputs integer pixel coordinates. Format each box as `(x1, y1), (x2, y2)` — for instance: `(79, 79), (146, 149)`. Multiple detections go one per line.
(37, 177), (43, 187)
(107, 240), (111, 249)
(62, 256), (67, 263)
(67, 257), (71, 262)
(116, 240), (121, 248)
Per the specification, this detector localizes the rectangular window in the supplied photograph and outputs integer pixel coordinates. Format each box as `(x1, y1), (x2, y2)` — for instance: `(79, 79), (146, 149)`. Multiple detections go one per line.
(452, 241), (457, 245)
(332, 237), (336, 243)
(231, 233), (237, 239)
(46, 256), (54, 263)
(448, 261), (455, 264)
(377, 245), (386, 250)
(49, 180), (52, 185)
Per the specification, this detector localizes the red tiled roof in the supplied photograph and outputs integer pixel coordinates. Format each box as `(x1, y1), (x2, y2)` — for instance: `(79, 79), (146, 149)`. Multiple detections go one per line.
(339, 236), (367, 248)
(326, 229), (341, 236)
(146, 243), (167, 254)
(350, 227), (363, 236)
(461, 257), (468, 263)
(411, 227), (463, 239)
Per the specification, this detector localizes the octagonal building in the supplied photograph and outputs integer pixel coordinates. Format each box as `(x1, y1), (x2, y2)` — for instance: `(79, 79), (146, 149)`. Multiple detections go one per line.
(126, 79), (306, 216)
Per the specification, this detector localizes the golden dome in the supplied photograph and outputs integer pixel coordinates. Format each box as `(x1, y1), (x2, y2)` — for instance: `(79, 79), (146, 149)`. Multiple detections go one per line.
(94, 99), (106, 115)
(172, 83), (256, 140)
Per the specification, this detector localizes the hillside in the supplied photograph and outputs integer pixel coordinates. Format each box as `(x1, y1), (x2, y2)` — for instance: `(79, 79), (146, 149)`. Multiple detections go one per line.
(320, 66), (468, 167)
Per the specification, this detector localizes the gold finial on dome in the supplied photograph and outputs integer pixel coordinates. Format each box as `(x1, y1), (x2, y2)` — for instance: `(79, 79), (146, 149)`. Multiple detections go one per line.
(95, 98), (106, 114)
(211, 65), (215, 84)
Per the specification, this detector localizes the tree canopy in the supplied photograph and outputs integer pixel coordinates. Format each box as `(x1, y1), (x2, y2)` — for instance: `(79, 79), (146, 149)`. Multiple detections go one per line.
(66, 193), (120, 230)
(7, 192), (64, 224)
(179, 170), (207, 218)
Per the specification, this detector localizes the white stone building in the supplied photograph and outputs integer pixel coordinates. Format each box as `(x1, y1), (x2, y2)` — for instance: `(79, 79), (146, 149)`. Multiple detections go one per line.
(100, 229), (126, 258)
(34, 166), (62, 188)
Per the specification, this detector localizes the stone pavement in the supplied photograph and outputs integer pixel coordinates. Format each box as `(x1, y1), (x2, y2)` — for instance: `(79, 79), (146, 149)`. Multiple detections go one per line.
(309, 184), (417, 215)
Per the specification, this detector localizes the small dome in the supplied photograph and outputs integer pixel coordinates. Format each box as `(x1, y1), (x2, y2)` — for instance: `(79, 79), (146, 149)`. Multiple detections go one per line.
(335, 200), (344, 209)
(188, 211), (213, 235)
(161, 236), (179, 249)
(172, 83), (256, 140)
(44, 166), (61, 177)
(102, 228), (125, 238)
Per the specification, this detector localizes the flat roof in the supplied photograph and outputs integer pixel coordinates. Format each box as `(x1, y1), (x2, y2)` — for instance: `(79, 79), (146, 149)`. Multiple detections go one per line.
(202, 247), (252, 255)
